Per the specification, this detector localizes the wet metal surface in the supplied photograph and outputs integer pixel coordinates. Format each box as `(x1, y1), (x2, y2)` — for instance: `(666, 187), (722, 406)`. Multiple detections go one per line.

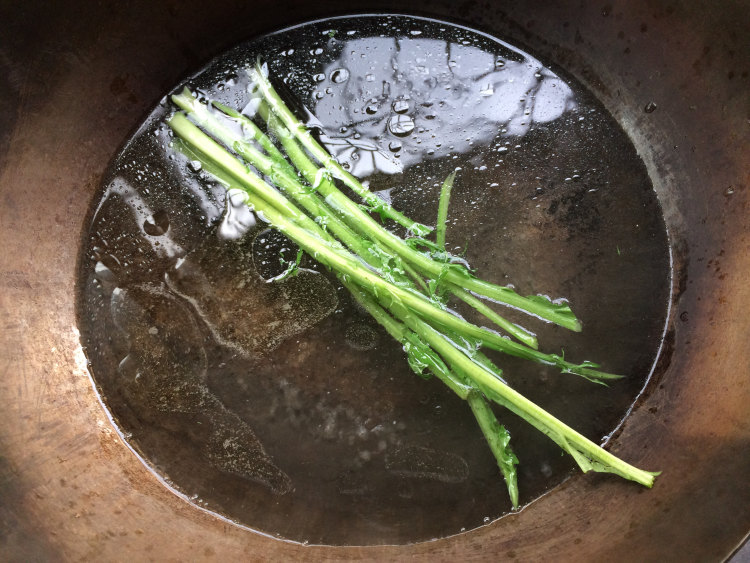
(1, 0), (748, 560)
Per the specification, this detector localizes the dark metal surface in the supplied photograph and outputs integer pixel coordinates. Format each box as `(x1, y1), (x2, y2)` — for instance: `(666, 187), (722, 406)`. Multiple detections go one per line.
(1, 0), (748, 560)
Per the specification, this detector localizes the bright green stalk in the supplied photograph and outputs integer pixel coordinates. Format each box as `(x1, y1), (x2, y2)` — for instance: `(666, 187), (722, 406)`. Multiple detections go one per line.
(254, 107), (538, 348)
(168, 113), (303, 222)
(343, 280), (472, 399)
(344, 280), (520, 506)
(248, 68), (582, 332)
(290, 197), (654, 487)
(349, 265), (654, 488)
(168, 112), (617, 383)
(208, 94), (546, 344)
(449, 284), (538, 350)
(175, 138), (520, 500)
(174, 92), (430, 299)
(250, 63), (432, 237)
(260, 107), (434, 292)
(435, 170), (456, 250)
(394, 312), (658, 488)
(168, 114), (657, 496)
(211, 98), (294, 175)
(466, 391), (519, 508)
(209, 97), (537, 347)
(433, 169), (535, 349)
(242, 197), (611, 381)
(172, 95), (372, 260)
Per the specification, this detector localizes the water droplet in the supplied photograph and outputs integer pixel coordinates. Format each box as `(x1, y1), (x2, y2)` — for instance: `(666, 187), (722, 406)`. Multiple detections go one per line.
(143, 210), (170, 236)
(644, 101), (657, 113)
(313, 73), (326, 82)
(388, 114), (415, 137)
(392, 99), (410, 114)
(188, 160), (202, 172)
(365, 102), (380, 115)
(388, 140), (402, 152)
(330, 68), (350, 83)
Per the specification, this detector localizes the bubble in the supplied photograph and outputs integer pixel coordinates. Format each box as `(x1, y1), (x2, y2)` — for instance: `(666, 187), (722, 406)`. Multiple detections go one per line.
(388, 114), (415, 137)
(143, 210), (170, 236)
(392, 98), (410, 114)
(330, 68), (350, 83)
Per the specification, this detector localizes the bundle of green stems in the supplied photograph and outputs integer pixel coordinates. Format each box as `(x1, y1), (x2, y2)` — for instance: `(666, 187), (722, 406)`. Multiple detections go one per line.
(166, 62), (657, 507)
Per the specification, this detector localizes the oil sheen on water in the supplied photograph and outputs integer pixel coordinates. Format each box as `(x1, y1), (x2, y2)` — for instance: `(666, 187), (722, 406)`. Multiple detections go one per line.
(76, 15), (672, 545)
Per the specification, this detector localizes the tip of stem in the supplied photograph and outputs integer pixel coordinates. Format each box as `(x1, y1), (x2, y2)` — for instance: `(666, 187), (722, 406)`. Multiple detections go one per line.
(642, 470), (661, 488)
(524, 334), (539, 350)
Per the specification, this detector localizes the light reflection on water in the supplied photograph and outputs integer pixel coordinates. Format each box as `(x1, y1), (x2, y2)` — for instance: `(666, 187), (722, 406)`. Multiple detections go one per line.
(311, 36), (576, 176)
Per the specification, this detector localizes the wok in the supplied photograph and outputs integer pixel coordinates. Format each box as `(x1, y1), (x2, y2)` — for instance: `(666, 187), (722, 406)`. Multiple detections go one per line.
(1, 0), (748, 560)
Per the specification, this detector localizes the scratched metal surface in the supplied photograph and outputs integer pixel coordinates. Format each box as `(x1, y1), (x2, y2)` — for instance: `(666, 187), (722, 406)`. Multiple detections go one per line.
(0, 0), (748, 560)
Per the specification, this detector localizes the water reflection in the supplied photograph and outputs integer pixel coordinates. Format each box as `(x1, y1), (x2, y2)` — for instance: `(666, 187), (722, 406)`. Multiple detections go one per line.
(312, 37), (576, 176)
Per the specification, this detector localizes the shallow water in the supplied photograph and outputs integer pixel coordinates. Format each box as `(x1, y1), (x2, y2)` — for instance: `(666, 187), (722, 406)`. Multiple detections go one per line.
(77, 15), (671, 545)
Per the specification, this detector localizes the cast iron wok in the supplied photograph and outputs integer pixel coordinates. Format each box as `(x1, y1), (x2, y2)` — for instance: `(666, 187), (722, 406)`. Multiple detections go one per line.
(1, 0), (748, 560)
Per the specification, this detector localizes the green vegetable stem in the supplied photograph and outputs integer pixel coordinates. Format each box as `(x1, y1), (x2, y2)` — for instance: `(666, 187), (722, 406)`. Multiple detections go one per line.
(165, 62), (659, 508)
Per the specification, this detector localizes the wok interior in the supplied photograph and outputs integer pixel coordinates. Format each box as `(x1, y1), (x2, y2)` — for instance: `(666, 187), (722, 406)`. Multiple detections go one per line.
(0, 0), (748, 560)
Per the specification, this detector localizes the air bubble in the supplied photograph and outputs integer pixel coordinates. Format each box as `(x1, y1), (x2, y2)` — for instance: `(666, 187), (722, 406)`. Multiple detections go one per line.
(388, 114), (415, 137)
(330, 68), (350, 83)
(143, 210), (170, 236)
(392, 99), (410, 114)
